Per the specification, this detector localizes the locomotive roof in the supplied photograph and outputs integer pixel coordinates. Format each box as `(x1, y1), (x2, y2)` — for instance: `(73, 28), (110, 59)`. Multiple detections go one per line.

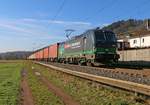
(70, 29), (114, 39)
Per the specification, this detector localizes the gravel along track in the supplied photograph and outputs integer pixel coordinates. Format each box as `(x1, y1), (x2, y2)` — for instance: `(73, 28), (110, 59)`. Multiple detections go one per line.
(20, 69), (34, 105)
(33, 70), (80, 105)
(45, 62), (150, 85)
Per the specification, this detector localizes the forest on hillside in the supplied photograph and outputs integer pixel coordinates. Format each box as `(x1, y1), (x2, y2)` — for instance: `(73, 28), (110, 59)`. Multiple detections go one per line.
(102, 19), (150, 38)
(0, 51), (32, 60)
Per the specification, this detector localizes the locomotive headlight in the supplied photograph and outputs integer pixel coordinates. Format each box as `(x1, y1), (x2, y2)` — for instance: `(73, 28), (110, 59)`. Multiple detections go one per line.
(105, 49), (109, 51)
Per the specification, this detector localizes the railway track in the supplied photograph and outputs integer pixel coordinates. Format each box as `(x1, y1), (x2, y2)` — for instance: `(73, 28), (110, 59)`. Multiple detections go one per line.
(44, 62), (150, 85)
(35, 61), (150, 97)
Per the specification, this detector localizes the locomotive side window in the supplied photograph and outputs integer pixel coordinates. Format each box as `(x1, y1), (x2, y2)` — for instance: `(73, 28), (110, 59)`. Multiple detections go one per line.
(84, 31), (94, 50)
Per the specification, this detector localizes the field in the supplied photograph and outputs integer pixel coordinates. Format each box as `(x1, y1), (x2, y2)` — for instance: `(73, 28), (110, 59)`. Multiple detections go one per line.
(0, 62), (22, 104)
(0, 61), (148, 105)
(26, 62), (64, 105)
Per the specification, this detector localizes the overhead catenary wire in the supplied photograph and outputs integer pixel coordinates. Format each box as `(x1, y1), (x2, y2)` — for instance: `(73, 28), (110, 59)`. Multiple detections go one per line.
(128, 0), (150, 19)
(84, 0), (119, 21)
(51, 0), (67, 21)
(48, 0), (67, 38)
(112, 0), (150, 21)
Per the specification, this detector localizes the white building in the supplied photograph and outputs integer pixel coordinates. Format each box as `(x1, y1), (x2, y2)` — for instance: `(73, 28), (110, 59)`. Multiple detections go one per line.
(128, 34), (150, 48)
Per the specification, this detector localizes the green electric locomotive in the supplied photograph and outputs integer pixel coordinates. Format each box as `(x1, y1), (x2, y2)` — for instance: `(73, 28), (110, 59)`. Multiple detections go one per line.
(58, 28), (119, 66)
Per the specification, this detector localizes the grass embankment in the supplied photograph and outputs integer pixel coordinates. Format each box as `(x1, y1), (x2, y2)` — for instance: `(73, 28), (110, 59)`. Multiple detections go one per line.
(25, 62), (64, 105)
(0, 62), (22, 105)
(32, 63), (146, 105)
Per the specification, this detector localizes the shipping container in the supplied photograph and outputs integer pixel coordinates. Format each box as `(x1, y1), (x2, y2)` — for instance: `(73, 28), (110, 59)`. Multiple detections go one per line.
(35, 52), (39, 60)
(38, 50), (44, 60)
(49, 43), (59, 59)
(58, 42), (65, 62)
(43, 47), (49, 59)
(58, 42), (65, 58)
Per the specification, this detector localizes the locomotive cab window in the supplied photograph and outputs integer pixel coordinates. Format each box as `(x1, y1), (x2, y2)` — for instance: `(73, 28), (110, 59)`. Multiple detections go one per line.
(104, 32), (116, 42)
(95, 31), (105, 41)
(95, 31), (116, 42)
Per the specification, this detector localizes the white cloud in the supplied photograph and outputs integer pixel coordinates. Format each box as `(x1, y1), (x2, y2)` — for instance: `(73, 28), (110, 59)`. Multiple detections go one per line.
(0, 18), (93, 38)
(0, 23), (34, 34)
(0, 18), (94, 52)
(21, 18), (37, 22)
(47, 20), (91, 25)
(0, 19), (51, 37)
(21, 18), (92, 26)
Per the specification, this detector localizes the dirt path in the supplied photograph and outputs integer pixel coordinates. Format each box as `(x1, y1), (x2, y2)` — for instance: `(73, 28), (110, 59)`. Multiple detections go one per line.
(34, 71), (80, 105)
(20, 69), (34, 105)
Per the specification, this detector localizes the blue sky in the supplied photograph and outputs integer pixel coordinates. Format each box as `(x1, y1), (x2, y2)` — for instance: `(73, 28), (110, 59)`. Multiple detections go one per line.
(0, 0), (150, 52)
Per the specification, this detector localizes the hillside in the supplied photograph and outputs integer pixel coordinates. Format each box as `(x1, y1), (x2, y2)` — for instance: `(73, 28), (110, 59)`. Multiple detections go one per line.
(102, 19), (150, 39)
(0, 51), (32, 60)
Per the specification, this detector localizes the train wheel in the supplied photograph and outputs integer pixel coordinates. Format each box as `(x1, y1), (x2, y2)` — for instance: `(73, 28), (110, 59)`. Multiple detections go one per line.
(78, 63), (82, 66)
(63, 61), (66, 64)
(87, 62), (93, 67)
(78, 61), (82, 66)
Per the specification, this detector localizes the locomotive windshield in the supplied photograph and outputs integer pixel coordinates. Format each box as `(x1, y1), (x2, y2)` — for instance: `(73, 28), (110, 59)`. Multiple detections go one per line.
(95, 31), (116, 42)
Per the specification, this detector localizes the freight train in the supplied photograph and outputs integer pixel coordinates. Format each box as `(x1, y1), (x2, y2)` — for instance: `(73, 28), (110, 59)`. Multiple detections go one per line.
(28, 29), (119, 66)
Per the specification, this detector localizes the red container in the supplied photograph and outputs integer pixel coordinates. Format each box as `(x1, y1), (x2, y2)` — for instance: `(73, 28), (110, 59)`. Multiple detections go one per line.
(38, 51), (40, 59)
(35, 52), (39, 59)
(49, 43), (59, 58)
(37, 51), (41, 59)
(43, 47), (49, 59)
(39, 50), (44, 59)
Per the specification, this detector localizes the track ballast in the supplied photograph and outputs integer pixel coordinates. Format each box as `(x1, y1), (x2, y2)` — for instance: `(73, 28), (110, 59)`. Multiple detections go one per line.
(44, 62), (150, 85)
